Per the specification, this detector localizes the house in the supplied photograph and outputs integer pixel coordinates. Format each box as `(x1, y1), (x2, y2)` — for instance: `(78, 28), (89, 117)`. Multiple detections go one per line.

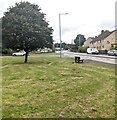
(83, 37), (94, 47)
(101, 30), (117, 50)
(84, 30), (117, 50)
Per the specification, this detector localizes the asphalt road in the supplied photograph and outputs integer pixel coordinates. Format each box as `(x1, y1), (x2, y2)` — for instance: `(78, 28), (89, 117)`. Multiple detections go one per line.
(60, 51), (116, 65)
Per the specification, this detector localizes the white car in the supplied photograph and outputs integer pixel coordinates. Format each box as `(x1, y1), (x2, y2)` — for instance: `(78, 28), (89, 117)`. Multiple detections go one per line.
(12, 51), (26, 56)
(87, 48), (99, 54)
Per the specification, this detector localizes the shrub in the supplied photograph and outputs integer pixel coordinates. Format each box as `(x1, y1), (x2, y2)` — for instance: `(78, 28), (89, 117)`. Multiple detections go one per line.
(2, 48), (13, 55)
(78, 46), (88, 53)
(110, 45), (117, 50)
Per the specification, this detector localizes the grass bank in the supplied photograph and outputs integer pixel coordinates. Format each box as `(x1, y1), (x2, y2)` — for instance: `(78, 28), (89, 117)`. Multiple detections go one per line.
(2, 54), (115, 118)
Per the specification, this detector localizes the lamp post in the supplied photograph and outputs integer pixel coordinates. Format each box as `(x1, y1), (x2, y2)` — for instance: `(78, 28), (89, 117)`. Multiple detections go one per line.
(59, 13), (68, 58)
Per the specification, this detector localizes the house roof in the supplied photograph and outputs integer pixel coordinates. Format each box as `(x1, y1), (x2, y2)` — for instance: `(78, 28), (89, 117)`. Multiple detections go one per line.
(91, 30), (112, 43)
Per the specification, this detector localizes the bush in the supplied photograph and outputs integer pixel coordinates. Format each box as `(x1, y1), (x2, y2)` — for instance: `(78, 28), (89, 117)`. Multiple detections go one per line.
(78, 46), (88, 53)
(2, 48), (13, 55)
(110, 45), (117, 50)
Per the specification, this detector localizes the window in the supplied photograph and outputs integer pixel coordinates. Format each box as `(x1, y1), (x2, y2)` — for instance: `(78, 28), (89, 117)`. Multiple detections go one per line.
(107, 41), (110, 44)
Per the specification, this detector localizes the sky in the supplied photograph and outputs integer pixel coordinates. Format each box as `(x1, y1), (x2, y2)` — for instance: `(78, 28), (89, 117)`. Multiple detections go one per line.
(0, 0), (116, 43)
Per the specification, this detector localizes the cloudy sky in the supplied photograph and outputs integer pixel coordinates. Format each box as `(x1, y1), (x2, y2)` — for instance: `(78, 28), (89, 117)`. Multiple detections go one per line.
(0, 0), (116, 43)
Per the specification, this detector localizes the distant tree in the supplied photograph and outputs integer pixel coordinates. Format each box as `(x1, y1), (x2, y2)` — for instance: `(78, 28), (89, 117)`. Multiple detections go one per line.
(61, 43), (70, 50)
(74, 34), (86, 50)
(54, 43), (60, 48)
(54, 43), (70, 50)
(2, 1), (53, 63)
(70, 44), (77, 52)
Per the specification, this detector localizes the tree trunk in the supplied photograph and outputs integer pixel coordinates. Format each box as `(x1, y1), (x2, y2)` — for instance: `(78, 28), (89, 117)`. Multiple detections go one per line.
(24, 51), (28, 63)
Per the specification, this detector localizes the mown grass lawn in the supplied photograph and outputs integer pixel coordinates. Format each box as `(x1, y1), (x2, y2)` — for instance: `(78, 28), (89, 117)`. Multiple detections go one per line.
(2, 54), (116, 118)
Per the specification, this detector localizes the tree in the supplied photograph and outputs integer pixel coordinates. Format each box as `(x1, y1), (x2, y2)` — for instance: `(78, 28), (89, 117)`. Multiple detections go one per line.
(54, 43), (70, 50)
(74, 34), (86, 50)
(2, 1), (53, 63)
(61, 43), (70, 50)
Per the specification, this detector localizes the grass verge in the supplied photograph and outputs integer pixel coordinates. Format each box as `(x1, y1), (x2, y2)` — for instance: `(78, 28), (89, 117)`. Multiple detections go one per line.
(2, 54), (115, 118)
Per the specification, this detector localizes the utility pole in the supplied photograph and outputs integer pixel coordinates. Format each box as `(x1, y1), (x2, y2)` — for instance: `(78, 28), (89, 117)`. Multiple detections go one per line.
(59, 13), (68, 58)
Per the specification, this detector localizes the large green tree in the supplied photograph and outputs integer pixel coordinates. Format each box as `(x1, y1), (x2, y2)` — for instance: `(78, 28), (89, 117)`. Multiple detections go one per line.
(2, 1), (53, 63)
(74, 34), (86, 50)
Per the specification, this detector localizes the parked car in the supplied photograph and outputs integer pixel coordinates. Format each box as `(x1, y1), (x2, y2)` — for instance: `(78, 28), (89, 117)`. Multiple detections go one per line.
(107, 50), (117, 56)
(87, 48), (99, 54)
(12, 51), (26, 56)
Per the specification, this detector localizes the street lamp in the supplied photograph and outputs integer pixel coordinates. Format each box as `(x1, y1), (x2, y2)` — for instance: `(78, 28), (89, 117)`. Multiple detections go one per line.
(59, 13), (68, 58)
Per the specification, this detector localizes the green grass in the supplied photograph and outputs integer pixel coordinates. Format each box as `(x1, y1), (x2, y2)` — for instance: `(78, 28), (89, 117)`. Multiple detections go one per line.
(2, 54), (116, 118)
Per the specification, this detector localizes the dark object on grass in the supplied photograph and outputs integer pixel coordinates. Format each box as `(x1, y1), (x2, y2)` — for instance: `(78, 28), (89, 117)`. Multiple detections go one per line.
(75, 56), (83, 63)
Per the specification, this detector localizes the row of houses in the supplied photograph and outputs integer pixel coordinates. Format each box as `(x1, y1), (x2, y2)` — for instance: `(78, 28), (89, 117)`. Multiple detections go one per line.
(83, 30), (117, 50)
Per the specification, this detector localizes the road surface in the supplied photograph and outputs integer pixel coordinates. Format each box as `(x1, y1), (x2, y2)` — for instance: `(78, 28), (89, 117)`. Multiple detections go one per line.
(60, 51), (116, 65)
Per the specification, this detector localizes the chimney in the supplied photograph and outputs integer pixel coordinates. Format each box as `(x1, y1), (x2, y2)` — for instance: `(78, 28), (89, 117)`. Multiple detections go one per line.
(101, 30), (104, 34)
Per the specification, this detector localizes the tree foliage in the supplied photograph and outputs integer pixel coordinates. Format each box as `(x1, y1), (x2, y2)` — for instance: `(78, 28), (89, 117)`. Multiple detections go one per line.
(54, 43), (70, 50)
(74, 34), (86, 50)
(2, 1), (53, 63)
